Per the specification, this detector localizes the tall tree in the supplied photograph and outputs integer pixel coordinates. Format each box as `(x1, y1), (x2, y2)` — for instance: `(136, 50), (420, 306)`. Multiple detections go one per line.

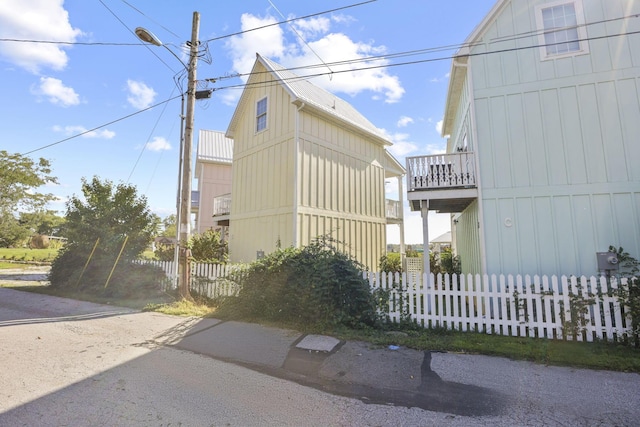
(0, 151), (57, 247)
(62, 177), (156, 258)
(49, 177), (163, 295)
(19, 210), (65, 236)
(161, 214), (177, 238)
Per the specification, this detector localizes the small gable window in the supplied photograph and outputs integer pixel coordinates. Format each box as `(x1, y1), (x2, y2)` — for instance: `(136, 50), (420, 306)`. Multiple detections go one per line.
(536, 0), (588, 60)
(256, 97), (267, 132)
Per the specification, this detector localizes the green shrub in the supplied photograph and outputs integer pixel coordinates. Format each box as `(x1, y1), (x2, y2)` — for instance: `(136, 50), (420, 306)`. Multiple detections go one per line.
(218, 238), (377, 328)
(49, 247), (167, 298)
(439, 247), (461, 275)
(379, 252), (401, 273)
(154, 243), (175, 262)
(189, 229), (227, 263)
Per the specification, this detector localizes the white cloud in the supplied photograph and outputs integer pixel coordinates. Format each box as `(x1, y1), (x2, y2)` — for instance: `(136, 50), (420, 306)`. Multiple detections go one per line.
(397, 116), (414, 128)
(53, 125), (115, 139)
(292, 16), (331, 39)
(224, 14), (404, 104)
(422, 142), (446, 155)
(430, 72), (450, 83)
(226, 14), (285, 81)
(386, 132), (418, 158)
(436, 119), (444, 135)
(127, 80), (156, 109)
(32, 77), (79, 107)
(146, 136), (171, 152)
(0, 0), (82, 73)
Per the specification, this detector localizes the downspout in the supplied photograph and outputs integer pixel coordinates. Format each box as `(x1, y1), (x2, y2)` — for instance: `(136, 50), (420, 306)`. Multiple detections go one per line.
(398, 174), (406, 261)
(455, 58), (488, 275)
(293, 102), (305, 247)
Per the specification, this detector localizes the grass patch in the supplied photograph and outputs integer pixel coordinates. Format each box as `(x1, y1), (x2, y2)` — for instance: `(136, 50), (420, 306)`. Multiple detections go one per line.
(143, 298), (216, 317)
(140, 250), (156, 260)
(322, 324), (640, 373)
(0, 261), (19, 269)
(0, 248), (58, 263)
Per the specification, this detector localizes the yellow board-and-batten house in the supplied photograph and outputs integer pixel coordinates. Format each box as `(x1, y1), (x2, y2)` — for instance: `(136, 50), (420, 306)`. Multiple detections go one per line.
(201, 54), (405, 269)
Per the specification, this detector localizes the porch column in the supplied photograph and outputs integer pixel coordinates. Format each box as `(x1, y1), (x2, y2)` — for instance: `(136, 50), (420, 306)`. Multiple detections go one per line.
(421, 200), (430, 279)
(398, 175), (405, 259)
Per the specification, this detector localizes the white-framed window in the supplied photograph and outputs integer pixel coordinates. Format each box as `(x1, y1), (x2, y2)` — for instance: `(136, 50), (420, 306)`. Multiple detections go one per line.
(256, 97), (267, 132)
(535, 0), (589, 60)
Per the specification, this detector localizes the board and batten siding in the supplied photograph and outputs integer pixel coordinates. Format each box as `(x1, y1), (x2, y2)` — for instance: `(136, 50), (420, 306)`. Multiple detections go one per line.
(228, 59), (389, 269)
(452, 0), (640, 276)
(228, 62), (297, 262)
(454, 201), (482, 275)
(296, 110), (387, 270)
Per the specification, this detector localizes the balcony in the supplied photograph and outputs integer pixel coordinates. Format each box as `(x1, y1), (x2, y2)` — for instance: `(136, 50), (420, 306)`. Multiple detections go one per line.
(386, 199), (402, 224)
(210, 193), (401, 225)
(406, 152), (478, 213)
(191, 191), (200, 212)
(213, 193), (231, 226)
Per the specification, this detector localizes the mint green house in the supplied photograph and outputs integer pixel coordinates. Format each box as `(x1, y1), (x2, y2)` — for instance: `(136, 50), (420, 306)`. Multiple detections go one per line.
(408, 0), (640, 277)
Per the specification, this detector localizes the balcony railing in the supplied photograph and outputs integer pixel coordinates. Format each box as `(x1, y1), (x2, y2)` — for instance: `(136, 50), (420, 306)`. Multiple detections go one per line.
(191, 191), (200, 210)
(406, 152), (476, 191)
(211, 193), (400, 222)
(386, 199), (401, 220)
(213, 193), (231, 216)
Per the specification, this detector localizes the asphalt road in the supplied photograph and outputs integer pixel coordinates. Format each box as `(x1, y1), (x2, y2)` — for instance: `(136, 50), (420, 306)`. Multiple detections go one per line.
(1, 285), (639, 426)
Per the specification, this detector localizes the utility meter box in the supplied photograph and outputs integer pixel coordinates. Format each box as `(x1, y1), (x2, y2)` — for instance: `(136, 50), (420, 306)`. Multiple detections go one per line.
(596, 252), (619, 271)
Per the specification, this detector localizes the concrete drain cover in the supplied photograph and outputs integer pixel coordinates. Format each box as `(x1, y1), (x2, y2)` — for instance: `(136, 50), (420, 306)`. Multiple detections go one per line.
(296, 334), (340, 352)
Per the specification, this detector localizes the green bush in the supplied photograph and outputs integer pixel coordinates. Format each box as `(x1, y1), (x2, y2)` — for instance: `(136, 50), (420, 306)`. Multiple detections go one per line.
(49, 247), (166, 298)
(218, 238), (377, 328)
(379, 252), (401, 273)
(154, 243), (175, 262)
(189, 229), (227, 262)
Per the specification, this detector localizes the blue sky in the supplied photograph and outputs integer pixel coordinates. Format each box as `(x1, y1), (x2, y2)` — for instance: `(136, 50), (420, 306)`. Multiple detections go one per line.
(0, 0), (496, 244)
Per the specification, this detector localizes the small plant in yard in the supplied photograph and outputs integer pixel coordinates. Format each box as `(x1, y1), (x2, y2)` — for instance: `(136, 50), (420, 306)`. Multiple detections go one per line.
(608, 246), (640, 346)
(559, 285), (596, 341)
(379, 252), (401, 273)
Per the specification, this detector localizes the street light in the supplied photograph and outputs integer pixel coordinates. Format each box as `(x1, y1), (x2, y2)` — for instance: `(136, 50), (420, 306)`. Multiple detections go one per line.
(136, 12), (200, 300)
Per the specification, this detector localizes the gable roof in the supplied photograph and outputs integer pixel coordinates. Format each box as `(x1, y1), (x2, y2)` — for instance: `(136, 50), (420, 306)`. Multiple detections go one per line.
(442, 0), (506, 137)
(226, 54), (392, 146)
(430, 231), (452, 244)
(196, 129), (233, 164)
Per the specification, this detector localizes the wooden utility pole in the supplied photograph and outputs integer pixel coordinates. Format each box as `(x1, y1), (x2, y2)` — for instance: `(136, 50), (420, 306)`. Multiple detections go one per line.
(178, 11), (200, 302)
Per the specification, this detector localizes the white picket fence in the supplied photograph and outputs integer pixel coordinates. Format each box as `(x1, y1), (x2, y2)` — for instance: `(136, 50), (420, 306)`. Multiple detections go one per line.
(365, 272), (633, 342)
(139, 260), (634, 343)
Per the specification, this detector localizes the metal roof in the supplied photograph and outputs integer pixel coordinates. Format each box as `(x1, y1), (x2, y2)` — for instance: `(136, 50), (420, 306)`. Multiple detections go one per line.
(259, 55), (391, 145)
(197, 130), (233, 164)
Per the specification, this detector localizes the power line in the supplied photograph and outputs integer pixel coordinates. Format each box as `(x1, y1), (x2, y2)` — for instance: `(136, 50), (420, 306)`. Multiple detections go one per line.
(0, 38), (139, 45)
(17, 18), (640, 156)
(126, 86), (179, 183)
(21, 96), (181, 156)
(267, 0), (334, 76)
(0, 1), (377, 47)
(202, 0), (377, 43)
(206, 28), (640, 93)
(119, 0), (181, 39)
